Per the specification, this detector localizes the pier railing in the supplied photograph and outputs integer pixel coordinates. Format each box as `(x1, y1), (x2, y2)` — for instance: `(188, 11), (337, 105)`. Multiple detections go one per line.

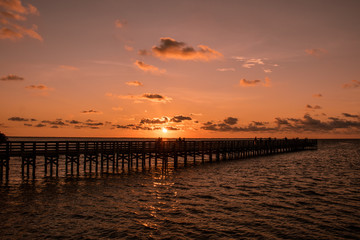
(0, 139), (317, 181)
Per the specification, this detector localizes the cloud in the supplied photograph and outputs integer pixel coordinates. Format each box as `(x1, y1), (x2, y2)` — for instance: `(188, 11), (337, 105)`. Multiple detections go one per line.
(201, 114), (360, 133)
(0, 0), (42, 41)
(224, 117), (238, 125)
(239, 77), (271, 87)
(42, 120), (67, 126)
(263, 69), (272, 73)
(115, 19), (126, 28)
(171, 115), (192, 123)
(305, 48), (327, 57)
(124, 45), (133, 51)
(313, 93), (323, 98)
(109, 92), (172, 103)
(216, 68), (235, 72)
(34, 123), (46, 128)
(25, 84), (49, 90)
(342, 113), (359, 118)
(306, 104), (322, 110)
(0, 74), (23, 81)
(126, 81), (143, 87)
(81, 110), (102, 114)
(239, 79), (261, 87)
(59, 65), (79, 71)
(147, 37), (222, 61)
(134, 60), (166, 74)
(140, 117), (169, 124)
(8, 116), (29, 121)
(342, 80), (360, 89)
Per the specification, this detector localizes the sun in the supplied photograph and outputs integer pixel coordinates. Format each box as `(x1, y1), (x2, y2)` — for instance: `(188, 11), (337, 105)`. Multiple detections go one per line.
(162, 127), (168, 133)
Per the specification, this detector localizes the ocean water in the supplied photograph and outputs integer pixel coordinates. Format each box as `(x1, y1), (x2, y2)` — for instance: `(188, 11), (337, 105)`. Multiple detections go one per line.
(0, 139), (359, 239)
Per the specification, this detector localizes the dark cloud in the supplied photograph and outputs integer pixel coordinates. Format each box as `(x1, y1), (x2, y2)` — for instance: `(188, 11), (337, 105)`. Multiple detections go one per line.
(342, 113), (359, 118)
(8, 116), (29, 121)
(171, 115), (192, 123)
(24, 123), (32, 126)
(81, 110), (102, 114)
(140, 117), (169, 124)
(1, 74), (24, 81)
(224, 117), (238, 125)
(306, 104), (322, 110)
(35, 123), (46, 128)
(42, 120), (67, 126)
(149, 37), (222, 61)
(202, 114), (360, 133)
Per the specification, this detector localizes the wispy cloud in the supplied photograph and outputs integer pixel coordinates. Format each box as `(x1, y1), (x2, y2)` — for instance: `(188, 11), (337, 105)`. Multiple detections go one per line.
(342, 80), (360, 89)
(305, 48), (327, 57)
(58, 65), (79, 71)
(233, 56), (277, 73)
(0, 74), (24, 81)
(216, 68), (235, 72)
(140, 37), (222, 61)
(313, 93), (323, 98)
(342, 113), (359, 119)
(134, 60), (166, 74)
(25, 84), (50, 90)
(126, 81), (143, 87)
(107, 92), (172, 103)
(115, 19), (126, 28)
(0, 0), (42, 41)
(124, 45), (133, 51)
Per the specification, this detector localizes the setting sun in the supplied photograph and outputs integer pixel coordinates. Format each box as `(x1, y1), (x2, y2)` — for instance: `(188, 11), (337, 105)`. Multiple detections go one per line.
(162, 127), (168, 133)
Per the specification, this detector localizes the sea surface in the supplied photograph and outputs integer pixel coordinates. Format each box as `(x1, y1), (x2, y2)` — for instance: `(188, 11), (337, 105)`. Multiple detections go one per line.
(0, 139), (359, 239)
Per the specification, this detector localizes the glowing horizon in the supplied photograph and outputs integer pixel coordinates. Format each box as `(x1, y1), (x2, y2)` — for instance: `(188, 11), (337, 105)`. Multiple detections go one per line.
(1, 0), (360, 138)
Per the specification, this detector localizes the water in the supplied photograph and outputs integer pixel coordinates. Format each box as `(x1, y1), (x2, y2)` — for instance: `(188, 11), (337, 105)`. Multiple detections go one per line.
(0, 139), (359, 239)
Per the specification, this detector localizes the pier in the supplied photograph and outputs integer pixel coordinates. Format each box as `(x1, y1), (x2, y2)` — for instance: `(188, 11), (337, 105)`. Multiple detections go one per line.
(0, 139), (317, 181)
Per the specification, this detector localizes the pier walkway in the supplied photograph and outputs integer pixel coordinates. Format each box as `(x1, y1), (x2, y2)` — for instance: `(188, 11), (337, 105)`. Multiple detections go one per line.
(0, 139), (317, 181)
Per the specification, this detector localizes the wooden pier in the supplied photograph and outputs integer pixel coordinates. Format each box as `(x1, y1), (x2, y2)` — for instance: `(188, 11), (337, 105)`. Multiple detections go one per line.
(0, 139), (317, 181)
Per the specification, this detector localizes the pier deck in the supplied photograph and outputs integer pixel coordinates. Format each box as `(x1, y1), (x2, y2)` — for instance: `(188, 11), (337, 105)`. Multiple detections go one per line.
(0, 139), (317, 181)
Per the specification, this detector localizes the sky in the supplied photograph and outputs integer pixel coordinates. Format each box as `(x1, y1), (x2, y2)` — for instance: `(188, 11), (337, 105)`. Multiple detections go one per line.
(1, 0), (360, 138)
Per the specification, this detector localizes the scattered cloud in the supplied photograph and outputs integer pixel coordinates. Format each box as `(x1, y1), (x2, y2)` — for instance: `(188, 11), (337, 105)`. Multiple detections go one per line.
(134, 60), (166, 74)
(35, 123), (46, 128)
(0, 0), (42, 41)
(171, 115), (192, 123)
(305, 48), (327, 57)
(142, 37), (222, 61)
(81, 110), (103, 114)
(59, 65), (79, 71)
(216, 68), (235, 72)
(313, 93), (323, 98)
(126, 81), (143, 87)
(140, 117), (169, 124)
(0, 74), (24, 81)
(306, 104), (322, 110)
(201, 114), (360, 133)
(342, 80), (360, 89)
(25, 84), (49, 90)
(115, 19), (126, 28)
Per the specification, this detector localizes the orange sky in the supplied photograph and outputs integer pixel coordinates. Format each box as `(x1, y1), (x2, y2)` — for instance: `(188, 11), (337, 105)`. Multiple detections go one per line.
(1, 0), (360, 138)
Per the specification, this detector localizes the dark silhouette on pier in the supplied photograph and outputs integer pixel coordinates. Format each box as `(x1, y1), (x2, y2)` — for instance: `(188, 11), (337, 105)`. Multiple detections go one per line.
(0, 138), (317, 181)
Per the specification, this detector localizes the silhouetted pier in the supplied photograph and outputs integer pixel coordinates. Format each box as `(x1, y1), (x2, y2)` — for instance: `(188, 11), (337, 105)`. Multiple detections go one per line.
(0, 139), (317, 181)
